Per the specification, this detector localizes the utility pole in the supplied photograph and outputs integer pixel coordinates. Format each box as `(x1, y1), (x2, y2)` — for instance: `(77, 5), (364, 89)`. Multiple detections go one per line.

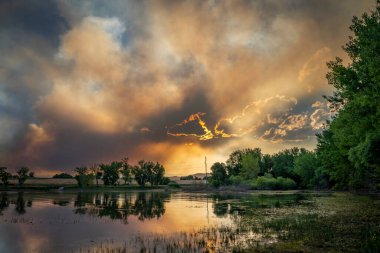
(205, 156), (208, 183)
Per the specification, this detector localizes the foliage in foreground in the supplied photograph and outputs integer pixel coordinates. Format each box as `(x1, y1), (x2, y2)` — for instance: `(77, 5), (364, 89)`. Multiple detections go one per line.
(316, 2), (380, 190)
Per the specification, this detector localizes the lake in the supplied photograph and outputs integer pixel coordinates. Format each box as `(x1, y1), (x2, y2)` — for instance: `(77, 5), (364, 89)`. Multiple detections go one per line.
(0, 191), (379, 252)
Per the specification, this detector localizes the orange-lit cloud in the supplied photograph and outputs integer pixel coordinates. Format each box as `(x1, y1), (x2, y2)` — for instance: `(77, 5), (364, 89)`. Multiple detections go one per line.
(168, 95), (299, 141)
(168, 95), (333, 144)
(167, 112), (214, 140)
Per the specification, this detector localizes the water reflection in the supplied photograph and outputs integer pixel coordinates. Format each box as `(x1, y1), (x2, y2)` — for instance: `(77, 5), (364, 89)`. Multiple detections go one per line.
(0, 191), (336, 253)
(0, 191), (308, 219)
(0, 192), (33, 215)
(0, 192), (9, 215)
(74, 191), (168, 222)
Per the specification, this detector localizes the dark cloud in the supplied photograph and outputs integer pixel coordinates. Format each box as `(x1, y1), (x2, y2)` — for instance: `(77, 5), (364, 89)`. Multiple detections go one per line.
(0, 0), (69, 47)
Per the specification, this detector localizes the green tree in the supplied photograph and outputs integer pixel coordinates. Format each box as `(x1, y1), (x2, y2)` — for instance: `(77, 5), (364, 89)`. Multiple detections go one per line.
(75, 167), (94, 187)
(17, 167), (29, 186)
(272, 147), (306, 183)
(89, 164), (101, 186)
(100, 162), (121, 186)
(294, 151), (319, 188)
(241, 153), (260, 180)
(132, 160), (153, 186)
(121, 158), (132, 185)
(151, 162), (165, 186)
(0, 167), (11, 186)
(226, 150), (244, 176)
(226, 148), (262, 176)
(160, 177), (170, 185)
(209, 162), (228, 188)
(317, 2), (380, 189)
(260, 154), (273, 176)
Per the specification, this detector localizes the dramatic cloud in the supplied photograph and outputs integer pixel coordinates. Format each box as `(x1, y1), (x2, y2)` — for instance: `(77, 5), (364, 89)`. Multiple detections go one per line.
(0, 0), (374, 175)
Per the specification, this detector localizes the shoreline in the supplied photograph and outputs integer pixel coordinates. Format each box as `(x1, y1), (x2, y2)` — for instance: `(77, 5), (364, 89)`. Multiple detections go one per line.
(1, 184), (378, 196)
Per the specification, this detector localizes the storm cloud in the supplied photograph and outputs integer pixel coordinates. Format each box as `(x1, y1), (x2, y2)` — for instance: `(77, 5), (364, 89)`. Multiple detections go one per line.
(0, 0), (374, 175)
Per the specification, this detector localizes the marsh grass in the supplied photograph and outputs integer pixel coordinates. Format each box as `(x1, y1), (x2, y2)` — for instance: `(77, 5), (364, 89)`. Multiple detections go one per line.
(73, 192), (379, 253)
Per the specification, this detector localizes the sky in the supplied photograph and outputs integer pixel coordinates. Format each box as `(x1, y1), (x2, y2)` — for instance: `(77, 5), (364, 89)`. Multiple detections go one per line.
(0, 0), (375, 176)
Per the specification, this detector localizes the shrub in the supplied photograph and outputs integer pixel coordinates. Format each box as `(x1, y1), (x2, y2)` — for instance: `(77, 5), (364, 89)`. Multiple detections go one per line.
(161, 177), (171, 185)
(74, 167), (94, 188)
(251, 174), (297, 190)
(167, 181), (180, 188)
(229, 175), (244, 186)
(75, 174), (95, 187)
(253, 176), (277, 190)
(276, 177), (297, 189)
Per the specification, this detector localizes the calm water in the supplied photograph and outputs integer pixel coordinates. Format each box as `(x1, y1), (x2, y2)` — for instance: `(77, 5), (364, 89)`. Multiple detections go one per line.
(0, 191), (364, 253)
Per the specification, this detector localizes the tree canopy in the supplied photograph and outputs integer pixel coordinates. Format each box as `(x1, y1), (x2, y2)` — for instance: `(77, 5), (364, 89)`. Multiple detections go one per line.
(317, 2), (380, 189)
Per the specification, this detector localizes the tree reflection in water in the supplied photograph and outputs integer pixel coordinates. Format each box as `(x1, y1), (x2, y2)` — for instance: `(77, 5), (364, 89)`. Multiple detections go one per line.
(0, 192), (9, 215)
(0, 192), (32, 215)
(74, 191), (169, 222)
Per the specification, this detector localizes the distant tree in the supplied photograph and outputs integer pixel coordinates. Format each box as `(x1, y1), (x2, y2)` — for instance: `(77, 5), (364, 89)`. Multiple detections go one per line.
(96, 171), (102, 185)
(209, 162), (228, 188)
(100, 162), (121, 186)
(28, 172), (35, 178)
(241, 153), (260, 180)
(260, 154), (273, 175)
(0, 167), (11, 186)
(226, 148), (262, 176)
(180, 175), (194, 180)
(74, 167), (94, 187)
(294, 151), (319, 188)
(17, 167), (29, 186)
(161, 177), (171, 185)
(89, 164), (101, 186)
(226, 150), (244, 176)
(271, 147), (306, 183)
(52, 173), (73, 179)
(121, 158), (132, 185)
(151, 162), (165, 186)
(132, 160), (153, 186)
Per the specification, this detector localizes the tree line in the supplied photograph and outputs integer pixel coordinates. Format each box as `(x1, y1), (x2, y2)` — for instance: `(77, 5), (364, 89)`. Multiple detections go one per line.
(72, 158), (170, 187)
(210, 3), (380, 190)
(208, 147), (322, 190)
(0, 167), (34, 187)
